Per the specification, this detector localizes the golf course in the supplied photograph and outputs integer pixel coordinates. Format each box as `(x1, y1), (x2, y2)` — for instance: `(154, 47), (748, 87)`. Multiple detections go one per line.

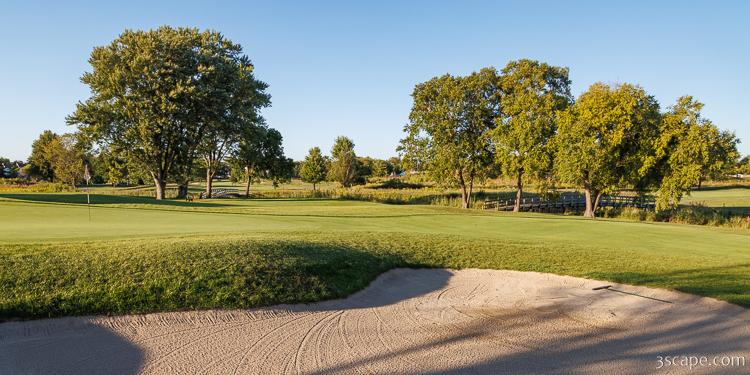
(2, 190), (749, 320)
(3, 4), (750, 372)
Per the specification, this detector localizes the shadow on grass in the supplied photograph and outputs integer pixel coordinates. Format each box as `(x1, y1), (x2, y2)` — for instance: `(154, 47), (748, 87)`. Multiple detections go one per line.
(0, 193), (231, 208)
(692, 184), (750, 191)
(0, 192), (467, 219)
(712, 206), (750, 215)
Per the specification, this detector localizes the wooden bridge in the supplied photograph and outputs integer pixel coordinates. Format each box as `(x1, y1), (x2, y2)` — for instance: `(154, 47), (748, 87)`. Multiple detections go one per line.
(199, 188), (241, 199)
(482, 195), (655, 212)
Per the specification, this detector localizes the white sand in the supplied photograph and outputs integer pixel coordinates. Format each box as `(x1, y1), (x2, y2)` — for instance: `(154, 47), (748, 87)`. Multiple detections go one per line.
(2, 268), (748, 374)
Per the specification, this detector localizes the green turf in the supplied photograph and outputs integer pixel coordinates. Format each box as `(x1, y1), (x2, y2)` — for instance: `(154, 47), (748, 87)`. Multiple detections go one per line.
(681, 186), (750, 214)
(1, 192), (749, 319)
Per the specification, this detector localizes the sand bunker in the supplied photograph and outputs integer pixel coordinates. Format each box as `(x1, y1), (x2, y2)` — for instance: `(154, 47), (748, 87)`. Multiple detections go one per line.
(2, 268), (749, 374)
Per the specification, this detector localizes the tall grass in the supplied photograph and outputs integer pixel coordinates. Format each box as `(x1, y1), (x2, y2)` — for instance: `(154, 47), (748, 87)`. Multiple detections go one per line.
(0, 180), (75, 193)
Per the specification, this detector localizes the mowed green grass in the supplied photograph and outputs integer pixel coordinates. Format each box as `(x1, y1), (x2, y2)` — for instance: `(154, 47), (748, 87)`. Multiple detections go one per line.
(682, 186), (750, 214)
(1, 192), (749, 319)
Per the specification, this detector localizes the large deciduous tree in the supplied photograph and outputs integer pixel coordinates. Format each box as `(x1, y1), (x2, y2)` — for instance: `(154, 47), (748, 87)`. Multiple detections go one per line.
(299, 147), (328, 191)
(399, 68), (499, 209)
(328, 136), (360, 187)
(493, 59), (572, 211)
(67, 26), (270, 199)
(555, 83), (661, 218)
(197, 58), (270, 198)
(230, 126), (290, 197)
(650, 96), (739, 210)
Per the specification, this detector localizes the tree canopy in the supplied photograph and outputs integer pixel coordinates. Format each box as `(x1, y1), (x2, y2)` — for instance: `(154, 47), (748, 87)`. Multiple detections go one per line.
(46, 134), (85, 187)
(299, 147), (328, 191)
(329, 136), (360, 187)
(650, 96), (739, 210)
(493, 59), (572, 211)
(27, 130), (59, 181)
(230, 126), (290, 197)
(399, 68), (499, 208)
(67, 26), (269, 199)
(555, 83), (661, 217)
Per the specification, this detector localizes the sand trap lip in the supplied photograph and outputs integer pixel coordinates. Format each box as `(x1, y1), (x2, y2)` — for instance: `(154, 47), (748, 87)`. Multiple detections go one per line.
(2, 268), (749, 374)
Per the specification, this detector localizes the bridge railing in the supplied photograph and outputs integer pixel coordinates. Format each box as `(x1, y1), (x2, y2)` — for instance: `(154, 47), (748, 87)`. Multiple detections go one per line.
(482, 195), (655, 211)
(199, 188), (241, 199)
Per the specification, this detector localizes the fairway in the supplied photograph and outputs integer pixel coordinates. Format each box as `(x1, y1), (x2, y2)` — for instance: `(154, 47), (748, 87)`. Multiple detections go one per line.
(1, 193), (749, 319)
(682, 186), (750, 214)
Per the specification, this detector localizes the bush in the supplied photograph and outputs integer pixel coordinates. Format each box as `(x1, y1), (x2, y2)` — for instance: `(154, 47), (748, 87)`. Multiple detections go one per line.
(0, 181), (75, 193)
(667, 204), (724, 226)
(600, 206), (650, 221)
(724, 216), (750, 230)
(0, 178), (30, 187)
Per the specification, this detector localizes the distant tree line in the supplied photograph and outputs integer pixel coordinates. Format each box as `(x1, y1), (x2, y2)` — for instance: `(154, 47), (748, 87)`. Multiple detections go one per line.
(15, 127), (402, 193)
(399, 59), (741, 215)
(4, 130), (87, 186)
(297, 136), (402, 189)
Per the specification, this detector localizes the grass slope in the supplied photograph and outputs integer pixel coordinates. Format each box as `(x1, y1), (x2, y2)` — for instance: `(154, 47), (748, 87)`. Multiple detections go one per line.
(1, 193), (749, 319)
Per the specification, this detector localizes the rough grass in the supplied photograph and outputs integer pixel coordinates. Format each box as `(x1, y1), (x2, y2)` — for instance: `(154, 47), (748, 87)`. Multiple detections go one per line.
(1, 193), (749, 320)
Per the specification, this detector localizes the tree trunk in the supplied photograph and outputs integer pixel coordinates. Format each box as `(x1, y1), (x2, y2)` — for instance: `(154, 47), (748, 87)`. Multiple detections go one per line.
(458, 171), (469, 209)
(244, 169), (251, 198)
(583, 188), (599, 218)
(152, 172), (166, 200)
(594, 192), (603, 213)
(205, 169), (214, 198)
(312, 182), (316, 191)
(698, 177), (703, 189)
(177, 183), (189, 199)
(513, 170), (523, 212)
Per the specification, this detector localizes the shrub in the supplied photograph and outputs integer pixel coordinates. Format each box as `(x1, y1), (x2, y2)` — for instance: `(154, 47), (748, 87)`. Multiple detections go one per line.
(668, 204), (725, 226)
(0, 181), (75, 193)
(725, 216), (750, 230)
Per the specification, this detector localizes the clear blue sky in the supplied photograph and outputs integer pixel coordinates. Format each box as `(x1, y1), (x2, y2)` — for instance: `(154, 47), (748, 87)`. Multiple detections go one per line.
(1, 0), (748, 161)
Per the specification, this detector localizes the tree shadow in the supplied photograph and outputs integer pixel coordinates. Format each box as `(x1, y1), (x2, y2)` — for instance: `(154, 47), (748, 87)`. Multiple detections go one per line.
(0, 193), (231, 207)
(692, 185), (750, 191)
(712, 206), (750, 216)
(287, 268), (454, 312)
(0, 318), (144, 375)
(1, 192), (472, 220)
